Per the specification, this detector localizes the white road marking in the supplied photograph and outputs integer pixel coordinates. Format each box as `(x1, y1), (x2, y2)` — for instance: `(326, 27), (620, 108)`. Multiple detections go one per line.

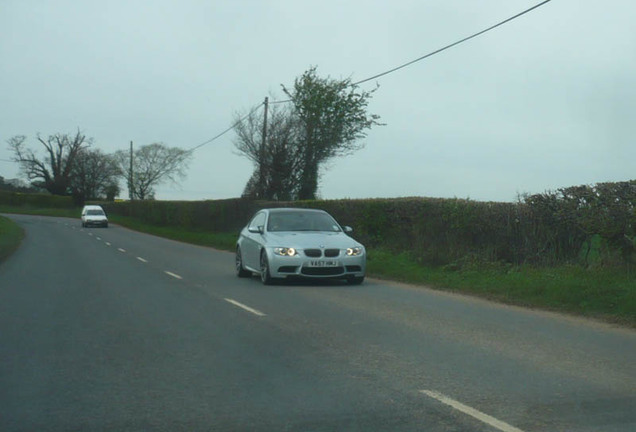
(136, 257), (148, 263)
(420, 390), (525, 432)
(224, 298), (266, 317)
(118, 248), (126, 253)
(96, 237), (101, 241)
(88, 232), (93, 236)
(105, 242), (111, 246)
(164, 271), (182, 280)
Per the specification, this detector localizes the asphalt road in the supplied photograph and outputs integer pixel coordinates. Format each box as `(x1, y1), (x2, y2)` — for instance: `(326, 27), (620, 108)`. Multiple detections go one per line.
(1, 214), (634, 432)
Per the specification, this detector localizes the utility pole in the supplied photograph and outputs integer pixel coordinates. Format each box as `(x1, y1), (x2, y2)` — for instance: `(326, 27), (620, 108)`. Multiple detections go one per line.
(129, 141), (134, 200)
(259, 97), (268, 198)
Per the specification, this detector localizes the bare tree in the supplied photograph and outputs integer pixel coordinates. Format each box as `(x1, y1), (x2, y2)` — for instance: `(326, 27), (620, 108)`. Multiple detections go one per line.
(234, 103), (303, 200)
(8, 130), (91, 195)
(70, 148), (121, 202)
(115, 143), (191, 200)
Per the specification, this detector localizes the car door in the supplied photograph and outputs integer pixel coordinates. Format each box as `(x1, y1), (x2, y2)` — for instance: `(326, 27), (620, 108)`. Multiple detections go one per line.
(242, 211), (267, 270)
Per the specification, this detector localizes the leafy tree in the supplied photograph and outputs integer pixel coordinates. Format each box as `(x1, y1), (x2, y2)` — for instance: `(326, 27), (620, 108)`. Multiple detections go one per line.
(70, 148), (121, 203)
(281, 66), (381, 199)
(7, 130), (91, 195)
(103, 183), (121, 202)
(234, 103), (303, 200)
(115, 143), (191, 200)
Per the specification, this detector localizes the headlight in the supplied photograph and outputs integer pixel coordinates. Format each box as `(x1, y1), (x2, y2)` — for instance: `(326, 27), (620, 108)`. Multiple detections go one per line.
(346, 247), (363, 256)
(274, 247), (297, 256)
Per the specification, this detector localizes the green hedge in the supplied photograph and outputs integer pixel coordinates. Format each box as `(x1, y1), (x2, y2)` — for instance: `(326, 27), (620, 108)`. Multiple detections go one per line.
(102, 181), (634, 268)
(103, 198), (259, 233)
(0, 191), (74, 208)
(2, 180), (631, 267)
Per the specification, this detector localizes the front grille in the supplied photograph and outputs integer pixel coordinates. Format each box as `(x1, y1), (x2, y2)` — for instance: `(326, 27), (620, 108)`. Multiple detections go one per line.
(304, 249), (321, 257)
(345, 265), (362, 272)
(301, 267), (345, 276)
(324, 249), (340, 257)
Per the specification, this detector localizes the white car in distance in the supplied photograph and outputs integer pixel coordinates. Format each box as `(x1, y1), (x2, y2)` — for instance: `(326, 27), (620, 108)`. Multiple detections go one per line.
(81, 205), (109, 228)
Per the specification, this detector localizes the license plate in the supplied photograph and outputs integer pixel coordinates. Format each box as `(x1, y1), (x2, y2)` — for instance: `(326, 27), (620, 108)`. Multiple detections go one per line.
(308, 260), (339, 267)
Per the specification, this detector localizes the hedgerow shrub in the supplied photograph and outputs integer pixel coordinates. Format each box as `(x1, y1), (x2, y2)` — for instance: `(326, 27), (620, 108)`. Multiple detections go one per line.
(103, 180), (635, 267)
(0, 191), (73, 208)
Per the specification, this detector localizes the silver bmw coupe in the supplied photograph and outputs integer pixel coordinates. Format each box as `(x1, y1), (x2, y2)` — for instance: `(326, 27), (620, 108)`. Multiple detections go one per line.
(236, 208), (366, 285)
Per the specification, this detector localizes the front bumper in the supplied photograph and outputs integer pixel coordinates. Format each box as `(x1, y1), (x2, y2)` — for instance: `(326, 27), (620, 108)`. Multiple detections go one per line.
(83, 219), (108, 227)
(267, 249), (366, 279)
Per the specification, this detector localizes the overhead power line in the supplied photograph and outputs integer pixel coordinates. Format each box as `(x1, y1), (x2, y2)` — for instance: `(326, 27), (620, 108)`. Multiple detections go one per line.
(267, 0), (551, 107)
(188, 0), (551, 152)
(354, 0), (552, 85)
(269, 98), (292, 105)
(187, 101), (264, 153)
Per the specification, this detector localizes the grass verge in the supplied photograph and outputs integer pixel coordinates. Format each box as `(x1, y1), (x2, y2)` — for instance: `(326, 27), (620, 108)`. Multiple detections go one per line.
(367, 249), (635, 327)
(0, 215), (24, 262)
(109, 215), (238, 251)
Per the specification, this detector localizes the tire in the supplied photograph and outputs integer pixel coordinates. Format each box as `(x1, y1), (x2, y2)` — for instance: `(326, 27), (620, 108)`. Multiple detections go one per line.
(260, 252), (274, 285)
(235, 247), (251, 278)
(347, 276), (365, 285)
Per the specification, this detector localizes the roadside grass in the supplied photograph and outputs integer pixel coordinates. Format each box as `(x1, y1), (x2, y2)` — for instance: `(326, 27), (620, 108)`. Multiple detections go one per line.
(1, 205), (633, 327)
(0, 215), (24, 262)
(108, 215), (238, 251)
(367, 249), (635, 327)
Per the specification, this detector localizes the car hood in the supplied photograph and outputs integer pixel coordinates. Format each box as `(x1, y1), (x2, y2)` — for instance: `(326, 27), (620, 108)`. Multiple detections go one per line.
(264, 231), (362, 249)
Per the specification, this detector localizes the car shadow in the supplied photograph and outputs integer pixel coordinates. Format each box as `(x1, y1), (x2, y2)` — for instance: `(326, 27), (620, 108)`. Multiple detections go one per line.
(274, 277), (365, 289)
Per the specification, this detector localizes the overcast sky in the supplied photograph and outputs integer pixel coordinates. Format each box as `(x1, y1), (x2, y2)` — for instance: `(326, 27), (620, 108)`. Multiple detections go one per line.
(1, 0), (634, 202)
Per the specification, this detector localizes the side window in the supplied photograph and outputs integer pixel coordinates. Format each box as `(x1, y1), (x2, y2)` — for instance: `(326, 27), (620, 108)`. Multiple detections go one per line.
(248, 212), (266, 231)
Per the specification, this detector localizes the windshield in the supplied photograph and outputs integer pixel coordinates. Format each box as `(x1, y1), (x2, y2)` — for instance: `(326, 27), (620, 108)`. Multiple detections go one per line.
(87, 210), (105, 216)
(267, 211), (341, 232)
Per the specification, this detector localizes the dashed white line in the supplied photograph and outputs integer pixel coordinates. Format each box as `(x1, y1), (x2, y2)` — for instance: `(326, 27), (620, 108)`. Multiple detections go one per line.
(224, 298), (266, 317)
(118, 248), (126, 253)
(164, 271), (182, 280)
(96, 237), (102, 241)
(105, 242), (111, 246)
(136, 257), (148, 263)
(420, 390), (525, 432)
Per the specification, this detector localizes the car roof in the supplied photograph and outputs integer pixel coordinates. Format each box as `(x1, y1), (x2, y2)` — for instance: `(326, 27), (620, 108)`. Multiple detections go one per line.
(83, 205), (103, 209)
(264, 208), (327, 214)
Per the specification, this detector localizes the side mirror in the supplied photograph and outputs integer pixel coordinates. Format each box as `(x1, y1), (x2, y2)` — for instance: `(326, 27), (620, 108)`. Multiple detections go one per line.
(248, 226), (264, 234)
(343, 226), (353, 234)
